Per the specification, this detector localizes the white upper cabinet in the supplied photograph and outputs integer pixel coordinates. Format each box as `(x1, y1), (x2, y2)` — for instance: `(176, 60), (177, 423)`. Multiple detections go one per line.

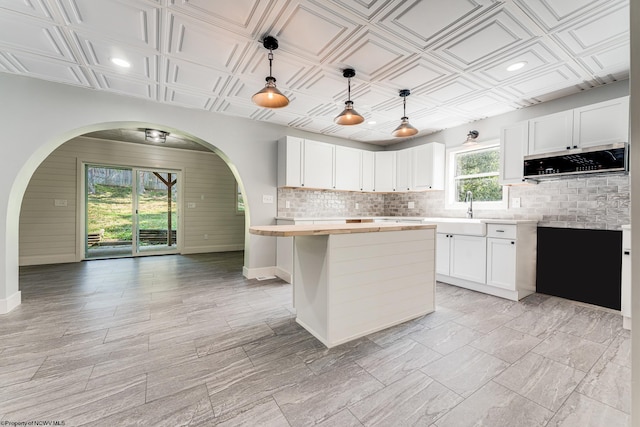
(413, 143), (445, 190)
(277, 136), (303, 187)
(374, 151), (396, 192)
(528, 110), (573, 154)
(527, 96), (629, 156)
(275, 140), (445, 193)
(302, 139), (334, 189)
(572, 97), (629, 148)
(334, 145), (362, 191)
(361, 150), (375, 192)
(500, 121), (528, 185)
(395, 148), (412, 191)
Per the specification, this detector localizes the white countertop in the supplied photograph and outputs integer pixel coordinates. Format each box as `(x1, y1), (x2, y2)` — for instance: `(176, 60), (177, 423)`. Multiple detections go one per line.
(276, 216), (538, 225)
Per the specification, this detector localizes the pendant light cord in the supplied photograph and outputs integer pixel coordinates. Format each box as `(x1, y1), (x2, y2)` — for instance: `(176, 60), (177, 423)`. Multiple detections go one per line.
(402, 93), (407, 118)
(347, 76), (352, 102)
(268, 51), (274, 79)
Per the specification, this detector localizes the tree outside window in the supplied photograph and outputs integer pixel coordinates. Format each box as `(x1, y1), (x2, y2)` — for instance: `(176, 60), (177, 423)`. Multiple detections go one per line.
(236, 183), (245, 213)
(453, 146), (502, 202)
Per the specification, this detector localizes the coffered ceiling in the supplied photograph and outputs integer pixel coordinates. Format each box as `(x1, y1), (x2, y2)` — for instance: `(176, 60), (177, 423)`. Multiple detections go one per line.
(0, 0), (629, 146)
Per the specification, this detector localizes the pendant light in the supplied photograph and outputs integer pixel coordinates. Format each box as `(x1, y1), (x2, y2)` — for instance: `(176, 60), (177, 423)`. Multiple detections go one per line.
(334, 68), (364, 125)
(392, 89), (418, 137)
(252, 36), (289, 108)
(462, 130), (479, 146)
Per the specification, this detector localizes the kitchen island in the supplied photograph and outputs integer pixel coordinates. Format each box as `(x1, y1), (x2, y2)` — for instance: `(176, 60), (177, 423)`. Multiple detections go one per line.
(250, 223), (436, 348)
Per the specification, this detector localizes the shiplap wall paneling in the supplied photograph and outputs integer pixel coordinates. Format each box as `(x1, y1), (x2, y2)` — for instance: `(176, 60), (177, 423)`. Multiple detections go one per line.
(19, 137), (244, 265)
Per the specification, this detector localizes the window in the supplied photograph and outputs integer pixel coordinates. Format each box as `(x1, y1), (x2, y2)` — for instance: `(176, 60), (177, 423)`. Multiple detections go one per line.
(446, 142), (507, 209)
(236, 182), (245, 213)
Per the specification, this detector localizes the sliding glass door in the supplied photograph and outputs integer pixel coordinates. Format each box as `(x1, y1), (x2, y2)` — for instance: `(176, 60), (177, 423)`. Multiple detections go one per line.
(136, 170), (178, 254)
(85, 164), (179, 259)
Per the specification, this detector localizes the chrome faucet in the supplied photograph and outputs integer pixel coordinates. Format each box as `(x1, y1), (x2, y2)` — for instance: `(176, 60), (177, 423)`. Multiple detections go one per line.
(465, 191), (473, 218)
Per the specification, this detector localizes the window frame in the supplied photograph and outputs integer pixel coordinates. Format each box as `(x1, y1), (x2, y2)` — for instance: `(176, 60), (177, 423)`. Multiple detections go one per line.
(445, 140), (508, 211)
(236, 182), (245, 215)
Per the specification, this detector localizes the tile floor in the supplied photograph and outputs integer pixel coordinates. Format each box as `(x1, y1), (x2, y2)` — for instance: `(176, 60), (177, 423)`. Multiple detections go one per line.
(0, 252), (631, 426)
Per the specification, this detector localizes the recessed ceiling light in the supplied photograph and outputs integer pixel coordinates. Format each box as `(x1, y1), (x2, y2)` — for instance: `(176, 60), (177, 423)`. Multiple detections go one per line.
(368, 120), (377, 125)
(506, 61), (527, 72)
(111, 57), (131, 68)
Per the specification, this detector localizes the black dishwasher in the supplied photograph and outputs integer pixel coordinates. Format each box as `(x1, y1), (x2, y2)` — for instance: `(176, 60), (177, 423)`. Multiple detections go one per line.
(536, 227), (622, 310)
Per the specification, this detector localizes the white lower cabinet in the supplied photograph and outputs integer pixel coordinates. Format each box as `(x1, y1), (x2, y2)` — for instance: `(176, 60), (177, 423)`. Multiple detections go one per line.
(621, 226), (631, 330)
(436, 222), (537, 301)
(436, 233), (486, 283)
(486, 238), (516, 290)
(436, 233), (451, 276)
(450, 235), (486, 283)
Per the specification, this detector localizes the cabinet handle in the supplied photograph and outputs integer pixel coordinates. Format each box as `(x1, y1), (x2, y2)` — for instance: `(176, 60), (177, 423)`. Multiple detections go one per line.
(624, 251), (630, 255)
(496, 230), (505, 233)
(573, 145), (578, 149)
(511, 241), (515, 245)
(566, 146), (571, 150)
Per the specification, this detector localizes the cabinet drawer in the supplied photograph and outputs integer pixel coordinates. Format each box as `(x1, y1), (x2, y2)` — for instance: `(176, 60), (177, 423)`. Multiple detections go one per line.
(487, 224), (517, 239)
(623, 229), (631, 250)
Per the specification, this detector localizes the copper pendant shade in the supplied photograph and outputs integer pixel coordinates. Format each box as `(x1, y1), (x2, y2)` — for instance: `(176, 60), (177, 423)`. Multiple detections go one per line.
(334, 68), (365, 125)
(252, 36), (290, 108)
(392, 89), (418, 137)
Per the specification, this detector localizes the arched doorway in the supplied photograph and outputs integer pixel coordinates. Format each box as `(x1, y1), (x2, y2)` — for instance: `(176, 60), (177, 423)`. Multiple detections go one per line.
(5, 122), (252, 313)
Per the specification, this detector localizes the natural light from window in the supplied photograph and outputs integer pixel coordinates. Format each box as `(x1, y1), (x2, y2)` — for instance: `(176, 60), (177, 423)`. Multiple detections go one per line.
(447, 142), (507, 210)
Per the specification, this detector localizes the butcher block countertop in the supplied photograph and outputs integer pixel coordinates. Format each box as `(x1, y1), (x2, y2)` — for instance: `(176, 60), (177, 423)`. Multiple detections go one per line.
(249, 222), (436, 237)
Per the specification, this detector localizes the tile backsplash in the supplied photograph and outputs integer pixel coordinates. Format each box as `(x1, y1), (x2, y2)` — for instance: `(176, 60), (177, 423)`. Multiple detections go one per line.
(277, 173), (629, 230)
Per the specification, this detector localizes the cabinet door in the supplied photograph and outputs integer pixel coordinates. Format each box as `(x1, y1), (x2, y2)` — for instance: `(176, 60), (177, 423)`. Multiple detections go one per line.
(334, 146), (361, 191)
(277, 136), (303, 187)
(500, 121), (528, 185)
(528, 110), (573, 154)
(303, 140), (334, 189)
(396, 148), (412, 191)
(573, 97), (629, 148)
(486, 238), (517, 290)
(413, 143), (445, 190)
(621, 241), (631, 319)
(436, 233), (451, 276)
(361, 150), (375, 191)
(450, 235), (486, 283)
(374, 151), (396, 192)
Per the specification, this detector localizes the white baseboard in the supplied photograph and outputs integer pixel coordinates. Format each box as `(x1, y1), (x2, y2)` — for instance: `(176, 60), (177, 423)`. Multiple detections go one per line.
(181, 244), (244, 255)
(275, 267), (292, 283)
(436, 274), (523, 301)
(243, 265), (278, 279)
(0, 291), (21, 314)
(19, 254), (78, 266)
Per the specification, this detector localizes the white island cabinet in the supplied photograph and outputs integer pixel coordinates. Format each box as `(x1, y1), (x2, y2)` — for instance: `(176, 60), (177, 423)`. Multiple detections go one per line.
(251, 223), (436, 348)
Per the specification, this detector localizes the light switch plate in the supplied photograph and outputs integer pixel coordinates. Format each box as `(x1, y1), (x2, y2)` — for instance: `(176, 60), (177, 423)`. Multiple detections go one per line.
(187, 202), (196, 208)
(54, 199), (67, 207)
(263, 195), (274, 204)
(512, 198), (521, 208)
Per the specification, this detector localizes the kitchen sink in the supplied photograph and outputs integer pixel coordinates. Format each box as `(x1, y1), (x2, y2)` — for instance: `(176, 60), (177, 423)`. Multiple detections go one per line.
(421, 217), (487, 236)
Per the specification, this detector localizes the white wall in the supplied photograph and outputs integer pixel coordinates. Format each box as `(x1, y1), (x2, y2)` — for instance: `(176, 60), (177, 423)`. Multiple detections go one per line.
(19, 136), (245, 265)
(0, 73), (379, 313)
(628, 0), (639, 421)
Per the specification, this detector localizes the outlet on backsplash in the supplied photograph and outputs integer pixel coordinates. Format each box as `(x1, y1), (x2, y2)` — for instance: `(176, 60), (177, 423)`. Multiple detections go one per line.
(408, 201), (415, 209)
(355, 202), (359, 210)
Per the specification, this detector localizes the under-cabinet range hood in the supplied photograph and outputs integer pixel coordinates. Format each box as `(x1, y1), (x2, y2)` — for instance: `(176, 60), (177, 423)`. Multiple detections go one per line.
(523, 143), (628, 181)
